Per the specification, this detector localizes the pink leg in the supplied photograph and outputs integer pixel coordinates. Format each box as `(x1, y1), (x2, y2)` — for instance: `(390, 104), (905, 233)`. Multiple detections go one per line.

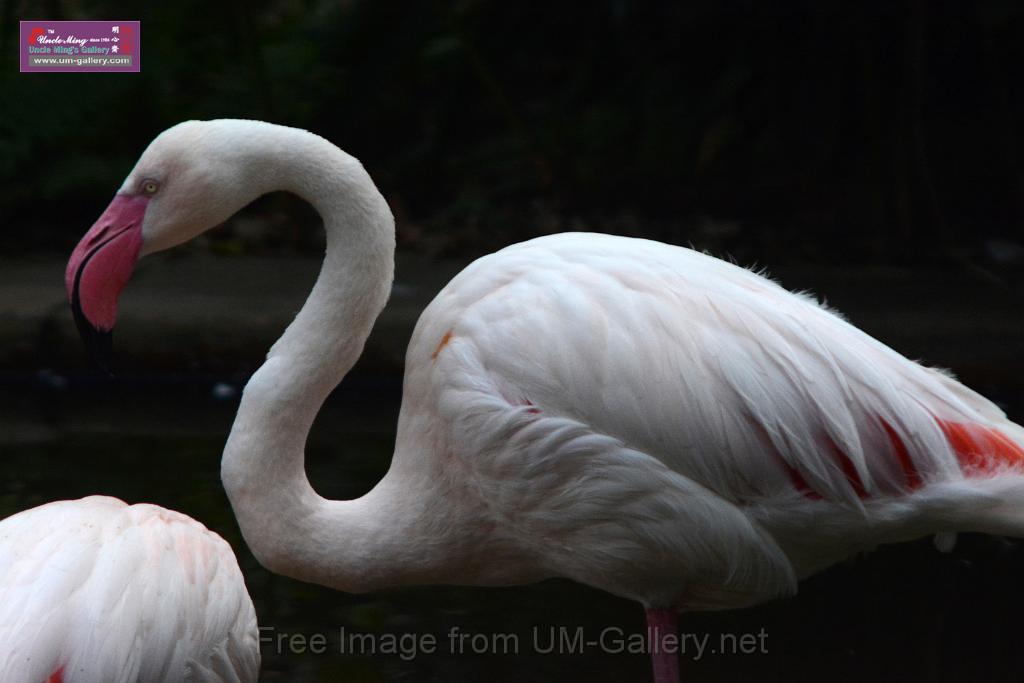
(646, 607), (680, 683)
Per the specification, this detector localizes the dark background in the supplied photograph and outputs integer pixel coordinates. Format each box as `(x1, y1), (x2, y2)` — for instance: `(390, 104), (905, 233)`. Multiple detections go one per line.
(3, 0), (1024, 267)
(2, 1), (1024, 682)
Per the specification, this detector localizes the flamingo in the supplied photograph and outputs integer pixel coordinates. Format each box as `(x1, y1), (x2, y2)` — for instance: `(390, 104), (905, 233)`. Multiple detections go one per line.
(0, 496), (259, 682)
(66, 119), (1024, 682)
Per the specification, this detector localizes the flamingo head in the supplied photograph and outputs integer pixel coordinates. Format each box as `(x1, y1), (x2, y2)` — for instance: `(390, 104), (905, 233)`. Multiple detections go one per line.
(66, 120), (269, 369)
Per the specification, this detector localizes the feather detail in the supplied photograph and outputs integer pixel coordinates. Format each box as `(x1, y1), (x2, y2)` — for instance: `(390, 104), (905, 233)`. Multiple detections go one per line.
(0, 498), (259, 683)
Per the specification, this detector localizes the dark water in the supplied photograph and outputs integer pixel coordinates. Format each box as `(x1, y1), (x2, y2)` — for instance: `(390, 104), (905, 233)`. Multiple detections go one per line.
(3, 374), (1024, 682)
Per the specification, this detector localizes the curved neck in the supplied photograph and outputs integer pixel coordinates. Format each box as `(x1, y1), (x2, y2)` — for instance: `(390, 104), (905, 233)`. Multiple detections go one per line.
(219, 127), (411, 591)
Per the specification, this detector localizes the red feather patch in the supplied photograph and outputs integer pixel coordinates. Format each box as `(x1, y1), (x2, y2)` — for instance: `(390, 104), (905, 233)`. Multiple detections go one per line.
(936, 418), (1024, 474)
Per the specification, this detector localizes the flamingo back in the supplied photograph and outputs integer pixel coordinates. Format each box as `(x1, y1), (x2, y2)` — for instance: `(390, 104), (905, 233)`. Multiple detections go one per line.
(0, 497), (259, 683)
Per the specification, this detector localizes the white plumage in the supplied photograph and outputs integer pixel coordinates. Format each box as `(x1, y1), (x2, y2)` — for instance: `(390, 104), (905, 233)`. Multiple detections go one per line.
(0, 497), (259, 683)
(411, 233), (1024, 609)
(66, 119), (1024, 683)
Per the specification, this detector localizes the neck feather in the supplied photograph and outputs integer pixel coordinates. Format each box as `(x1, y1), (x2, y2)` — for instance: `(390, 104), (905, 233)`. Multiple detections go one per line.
(219, 125), (411, 590)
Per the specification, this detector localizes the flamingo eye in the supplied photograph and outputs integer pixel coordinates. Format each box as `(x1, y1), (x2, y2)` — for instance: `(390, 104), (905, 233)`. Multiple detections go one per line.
(141, 179), (160, 195)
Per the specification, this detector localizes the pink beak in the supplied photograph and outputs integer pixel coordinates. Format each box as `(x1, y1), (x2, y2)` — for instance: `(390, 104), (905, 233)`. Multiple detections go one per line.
(65, 194), (148, 368)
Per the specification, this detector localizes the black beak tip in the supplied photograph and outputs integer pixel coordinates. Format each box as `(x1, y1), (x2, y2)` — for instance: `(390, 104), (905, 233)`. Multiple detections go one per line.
(70, 292), (114, 376)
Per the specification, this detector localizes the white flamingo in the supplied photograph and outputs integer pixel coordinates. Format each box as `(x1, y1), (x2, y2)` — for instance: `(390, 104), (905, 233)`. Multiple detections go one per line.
(66, 119), (1024, 682)
(0, 496), (259, 682)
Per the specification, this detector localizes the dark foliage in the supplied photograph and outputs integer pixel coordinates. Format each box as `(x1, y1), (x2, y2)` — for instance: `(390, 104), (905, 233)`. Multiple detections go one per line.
(2, 0), (1022, 264)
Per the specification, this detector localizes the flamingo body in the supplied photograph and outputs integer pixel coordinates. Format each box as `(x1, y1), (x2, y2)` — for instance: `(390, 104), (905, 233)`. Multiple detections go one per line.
(397, 232), (1024, 608)
(0, 497), (259, 683)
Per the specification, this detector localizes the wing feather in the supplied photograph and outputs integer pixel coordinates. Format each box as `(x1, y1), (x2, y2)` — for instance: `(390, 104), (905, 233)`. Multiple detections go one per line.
(426, 233), (1022, 507)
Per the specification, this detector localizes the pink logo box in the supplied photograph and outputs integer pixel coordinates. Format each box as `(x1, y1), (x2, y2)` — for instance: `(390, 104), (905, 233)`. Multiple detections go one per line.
(20, 20), (140, 73)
